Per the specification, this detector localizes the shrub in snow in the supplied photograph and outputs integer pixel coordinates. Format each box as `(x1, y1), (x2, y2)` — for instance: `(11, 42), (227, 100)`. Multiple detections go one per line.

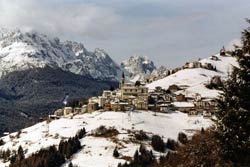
(93, 125), (119, 137)
(54, 133), (59, 139)
(151, 135), (165, 152)
(178, 132), (188, 144)
(15, 131), (22, 139)
(0, 139), (5, 146)
(135, 130), (149, 141)
(166, 139), (179, 150)
(76, 127), (86, 139)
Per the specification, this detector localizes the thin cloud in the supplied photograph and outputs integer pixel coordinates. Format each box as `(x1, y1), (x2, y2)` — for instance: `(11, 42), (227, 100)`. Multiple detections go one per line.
(0, 0), (120, 39)
(0, 0), (249, 68)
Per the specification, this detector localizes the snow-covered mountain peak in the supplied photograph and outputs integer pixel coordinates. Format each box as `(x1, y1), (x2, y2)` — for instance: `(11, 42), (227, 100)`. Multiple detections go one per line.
(121, 54), (156, 82)
(125, 55), (151, 64)
(64, 41), (87, 57)
(0, 28), (121, 81)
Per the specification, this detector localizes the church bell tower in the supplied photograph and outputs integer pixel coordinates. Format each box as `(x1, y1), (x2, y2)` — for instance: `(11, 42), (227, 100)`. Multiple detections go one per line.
(119, 72), (125, 89)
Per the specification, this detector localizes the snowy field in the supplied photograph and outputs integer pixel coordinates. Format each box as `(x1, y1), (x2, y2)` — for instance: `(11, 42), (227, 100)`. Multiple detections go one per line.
(0, 110), (212, 167)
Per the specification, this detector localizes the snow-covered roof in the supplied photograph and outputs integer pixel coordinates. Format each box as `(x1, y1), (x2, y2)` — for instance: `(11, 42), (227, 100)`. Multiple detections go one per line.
(172, 102), (195, 108)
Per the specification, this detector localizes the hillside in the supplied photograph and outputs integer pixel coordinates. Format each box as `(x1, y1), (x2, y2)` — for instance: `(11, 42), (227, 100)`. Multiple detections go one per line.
(0, 110), (212, 167)
(147, 54), (238, 98)
(0, 66), (117, 136)
(0, 28), (120, 135)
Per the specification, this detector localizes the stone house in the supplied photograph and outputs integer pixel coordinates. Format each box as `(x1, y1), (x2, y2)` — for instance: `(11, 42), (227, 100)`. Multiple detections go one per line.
(172, 102), (195, 113)
(176, 93), (186, 102)
(193, 61), (202, 68)
(54, 109), (64, 116)
(87, 102), (99, 112)
(63, 107), (73, 115)
(111, 102), (130, 111)
(74, 107), (82, 114)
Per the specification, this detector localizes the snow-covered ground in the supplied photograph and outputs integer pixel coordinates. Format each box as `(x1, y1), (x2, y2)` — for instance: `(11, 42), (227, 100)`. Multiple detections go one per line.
(147, 54), (237, 98)
(0, 110), (212, 167)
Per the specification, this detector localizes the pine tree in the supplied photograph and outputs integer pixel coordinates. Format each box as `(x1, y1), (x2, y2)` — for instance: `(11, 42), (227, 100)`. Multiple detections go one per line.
(215, 19), (250, 165)
(133, 150), (139, 163)
(17, 145), (25, 161)
(113, 147), (119, 158)
(68, 162), (73, 167)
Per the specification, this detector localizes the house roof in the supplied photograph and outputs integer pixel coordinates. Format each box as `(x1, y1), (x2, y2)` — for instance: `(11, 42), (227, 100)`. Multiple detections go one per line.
(172, 102), (194, 108)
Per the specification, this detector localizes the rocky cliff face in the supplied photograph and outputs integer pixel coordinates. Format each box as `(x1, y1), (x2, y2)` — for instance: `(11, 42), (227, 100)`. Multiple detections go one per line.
(121, 55), (156, 82)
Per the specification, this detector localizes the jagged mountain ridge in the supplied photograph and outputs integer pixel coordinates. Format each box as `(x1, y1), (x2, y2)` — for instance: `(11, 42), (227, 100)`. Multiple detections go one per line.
(0, 28), (121, 81)
(121, 55), (157, 82)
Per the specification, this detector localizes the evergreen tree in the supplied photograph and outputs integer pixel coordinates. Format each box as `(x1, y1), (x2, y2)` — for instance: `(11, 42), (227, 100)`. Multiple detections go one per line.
(0, 139), (4, 146)
(68, 162), (73, 167)
(215, 19), (250, 165)
(18, 145), (25, 161)
(113, 147), (119, 158)
(178, 132), (188, 144)
(133, 150), (139, 163)
(151, 135), (165, 152)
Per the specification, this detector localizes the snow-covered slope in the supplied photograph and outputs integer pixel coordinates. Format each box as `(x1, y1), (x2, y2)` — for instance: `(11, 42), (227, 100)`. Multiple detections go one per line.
(0, 28), (121, 81)
(147, 54), (238, 98)
(121, 55), (156, 82)
(0, 110), (212, 167)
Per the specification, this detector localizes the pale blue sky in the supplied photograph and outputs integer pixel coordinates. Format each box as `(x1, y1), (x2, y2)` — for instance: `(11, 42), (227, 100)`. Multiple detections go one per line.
(0, 0), (249, 67)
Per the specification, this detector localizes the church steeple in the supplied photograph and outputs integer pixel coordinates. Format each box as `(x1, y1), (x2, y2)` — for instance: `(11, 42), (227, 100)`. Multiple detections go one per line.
(119, 71), (125, 89)
(122, 71), (125, 79)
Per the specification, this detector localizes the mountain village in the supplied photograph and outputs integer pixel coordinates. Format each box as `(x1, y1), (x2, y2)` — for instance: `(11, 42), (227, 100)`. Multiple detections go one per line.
(52, 48), (231, 119)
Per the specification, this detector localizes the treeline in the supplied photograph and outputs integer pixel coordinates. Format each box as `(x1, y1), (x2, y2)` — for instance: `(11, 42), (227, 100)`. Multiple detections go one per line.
(118, 129), (230, 167)
(117, 132), (185, 167)
(9, 127), (85, 167)
(118, 144), (156, 167)
(0, 148), (12, 162)
(155, 130), (231, 167)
